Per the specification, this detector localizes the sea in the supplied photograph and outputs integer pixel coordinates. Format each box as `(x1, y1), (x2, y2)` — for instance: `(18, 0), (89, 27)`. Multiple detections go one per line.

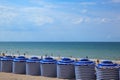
(0, 42), (120, 60)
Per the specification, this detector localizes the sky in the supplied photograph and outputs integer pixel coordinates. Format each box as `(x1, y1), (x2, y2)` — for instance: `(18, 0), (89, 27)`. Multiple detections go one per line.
(0, 0), (120, 42)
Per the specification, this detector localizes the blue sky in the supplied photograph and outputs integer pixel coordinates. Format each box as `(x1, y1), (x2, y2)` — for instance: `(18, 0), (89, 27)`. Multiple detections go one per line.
(0, 0), (120, 41)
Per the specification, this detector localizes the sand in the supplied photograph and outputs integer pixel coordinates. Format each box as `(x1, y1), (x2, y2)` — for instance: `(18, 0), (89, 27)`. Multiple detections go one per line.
(0, 72), (65, 80)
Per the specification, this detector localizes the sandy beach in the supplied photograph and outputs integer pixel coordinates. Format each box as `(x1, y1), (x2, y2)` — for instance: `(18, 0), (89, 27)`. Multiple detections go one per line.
(0, 72), (65, 80)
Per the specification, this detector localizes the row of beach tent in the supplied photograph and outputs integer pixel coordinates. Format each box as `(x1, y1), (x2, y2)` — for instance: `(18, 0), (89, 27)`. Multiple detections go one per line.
(0, 56), (120, 80)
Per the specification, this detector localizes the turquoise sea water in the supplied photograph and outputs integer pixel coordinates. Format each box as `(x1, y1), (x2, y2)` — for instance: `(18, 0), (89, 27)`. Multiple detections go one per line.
(0, 42), (120, 60)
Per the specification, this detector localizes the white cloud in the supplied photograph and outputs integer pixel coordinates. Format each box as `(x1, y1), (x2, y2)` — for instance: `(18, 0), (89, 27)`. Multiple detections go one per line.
(0, 1), (119, 30)
(27, 15), (54, 26)
(0, 12), (17, 25)
(0, 5), (14, 10)
(0, 5), (118, 28)
(92, 17), (112, 23)
(20, 7), (54, 26)
(101, 18), (111, 23)
(71, 17), (113, 25)
(71, 17), (90, 24)
(0, 5), (17, 25)
(72, 17), (84, 24)
(0, 5), (54, 29)
(21, 7), (45, 13)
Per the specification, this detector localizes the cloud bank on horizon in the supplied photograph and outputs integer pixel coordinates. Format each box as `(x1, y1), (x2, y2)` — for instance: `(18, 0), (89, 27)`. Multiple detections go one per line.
(0, 0), (120, 41)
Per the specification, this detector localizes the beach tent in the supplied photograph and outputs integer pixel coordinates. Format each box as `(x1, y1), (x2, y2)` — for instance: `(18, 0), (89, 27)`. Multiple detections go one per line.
(74, 58), (96, 80)
(40, 57), (57, 77)
(96, 60), (119, 80)
(119, 65), (120, 80)
(0, 56), (3, 72)
(57, 58), (75, 79)
(13, 56), (27, 74)
(26, 57), (41, 75)
(1, 56), (13, 72)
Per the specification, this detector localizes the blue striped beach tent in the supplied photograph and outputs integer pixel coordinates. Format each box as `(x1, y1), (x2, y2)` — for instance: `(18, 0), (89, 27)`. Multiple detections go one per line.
(1, 56), (14, 72)
(0, 56), (3, 72)
(57, 58), (75, 79)
(13, 56), (28, 74)
(40, 57), (57, 77)
(74, 58), (96, 80)
(96, 60), (119, 80)
(26, 57), (41, 76)
(119, 64), (120, 80)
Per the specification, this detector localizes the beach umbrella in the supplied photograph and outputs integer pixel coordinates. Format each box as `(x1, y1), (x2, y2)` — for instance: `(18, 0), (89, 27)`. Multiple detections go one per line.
(13, 56), (28, 74)
(96, 60), (119, 80)
(74, 58), (96, 80)
(40, 57), (57, 77)
(1, 56), (13, 72)
(57, 58), (75, 79)
(0, 56), (3, 72)
(26, 57), (41, 75)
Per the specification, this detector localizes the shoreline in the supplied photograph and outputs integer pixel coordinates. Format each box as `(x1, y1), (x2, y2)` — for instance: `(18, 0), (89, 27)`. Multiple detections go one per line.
(2, 53), (120, 64)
